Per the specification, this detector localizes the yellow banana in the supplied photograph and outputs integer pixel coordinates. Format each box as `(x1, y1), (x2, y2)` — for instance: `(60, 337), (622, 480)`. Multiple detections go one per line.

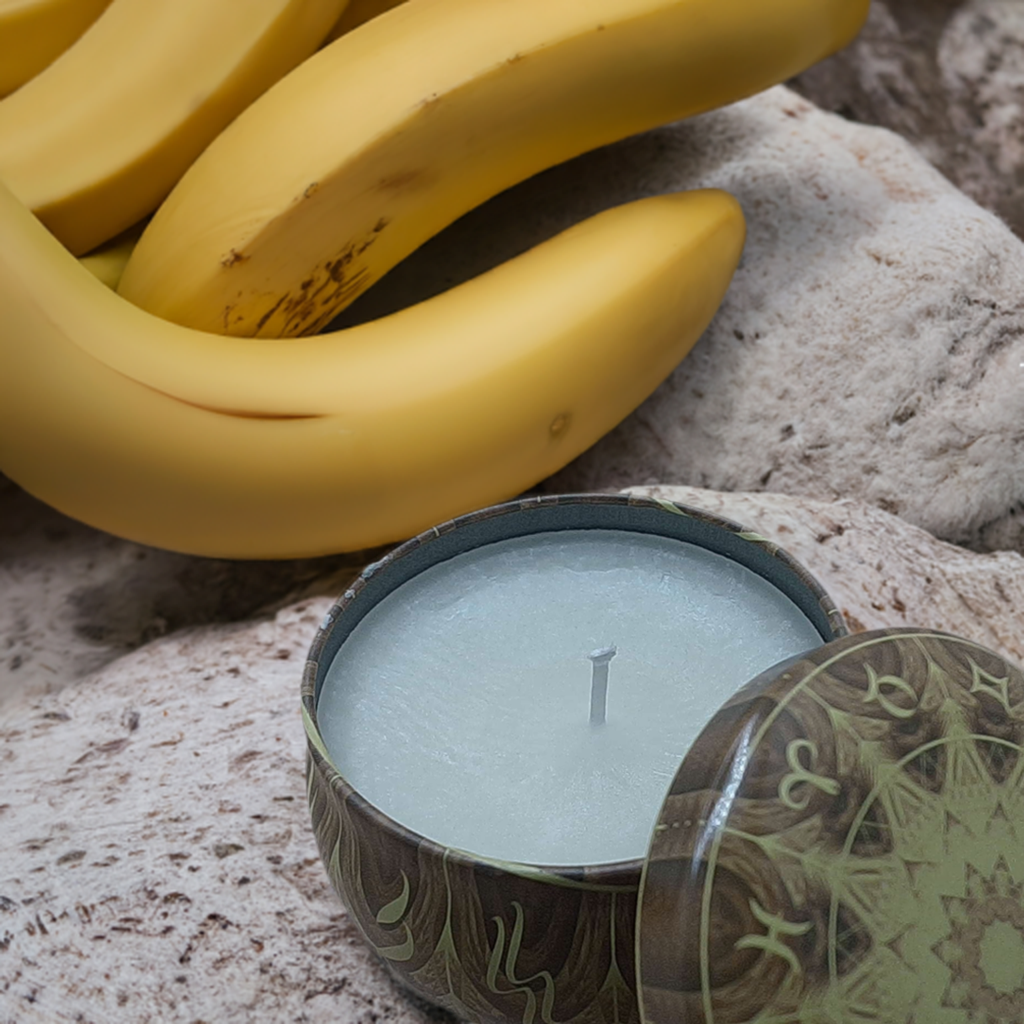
(0, 180), (744, 558)
(323, 0), (408, 43)
(118, 0), (869, 337)
(0, 0), (349, 255)
(0, 0), (111, 97)
(78, 218), (144, 289)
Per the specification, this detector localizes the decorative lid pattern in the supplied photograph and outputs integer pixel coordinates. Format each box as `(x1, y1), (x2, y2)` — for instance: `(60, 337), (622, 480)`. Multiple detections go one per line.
(638, 629), (1024, 1024)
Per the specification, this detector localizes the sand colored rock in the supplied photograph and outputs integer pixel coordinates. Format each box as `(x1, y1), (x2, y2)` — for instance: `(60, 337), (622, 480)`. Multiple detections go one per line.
(0, 599), (444, 1024)
(627, 485), (1024, 665)
(0, 476), (376, 712)
(5, 77), (1024, 719)
(512, 86), (1024, 554)
(791, 0), (1024, 238)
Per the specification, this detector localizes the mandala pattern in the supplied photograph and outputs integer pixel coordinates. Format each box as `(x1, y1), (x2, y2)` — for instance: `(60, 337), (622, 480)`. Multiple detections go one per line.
(638, 629), (1024, 1024)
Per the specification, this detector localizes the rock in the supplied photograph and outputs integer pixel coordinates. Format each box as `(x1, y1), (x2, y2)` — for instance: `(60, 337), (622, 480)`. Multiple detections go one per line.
(626, 485), (1024, 665)
(0, 475), (380, 712)
(0, 598), (447, 1024)
(790, 0), (1024, 239)
(7, 78), (1024, 716)
(3, 486), (1024, 1023)
(501, 86), (1024, 555)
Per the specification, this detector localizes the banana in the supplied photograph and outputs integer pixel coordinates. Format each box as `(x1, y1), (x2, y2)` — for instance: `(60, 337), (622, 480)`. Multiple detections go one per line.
(0, 0), (111, 97)
(0, 0), (350, 255)
(0, 180), (745, 558)
(118, 0), (869, 338)
(78, 218), (145, 290)
(323, 0), (408, 43)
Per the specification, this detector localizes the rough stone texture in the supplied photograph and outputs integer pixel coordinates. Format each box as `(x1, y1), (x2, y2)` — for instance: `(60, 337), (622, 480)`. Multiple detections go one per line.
(0, 475), (379, 712)
(0, 598), (450, 1024)
(502, 86), (1024, 554)
(6, 75), (1024, 699)
(3, 486), (1024, 1023)
(791, 0), (1024, 239)
(627, 485), (1024, 665)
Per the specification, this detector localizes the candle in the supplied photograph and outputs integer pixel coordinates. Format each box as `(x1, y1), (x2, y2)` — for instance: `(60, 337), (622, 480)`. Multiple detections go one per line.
(304, 494), (847, 1024)
(316, 528), (826, 866)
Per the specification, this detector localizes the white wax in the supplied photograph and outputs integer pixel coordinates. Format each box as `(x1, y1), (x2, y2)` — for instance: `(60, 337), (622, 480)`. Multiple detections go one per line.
(317, 530), (822, 866)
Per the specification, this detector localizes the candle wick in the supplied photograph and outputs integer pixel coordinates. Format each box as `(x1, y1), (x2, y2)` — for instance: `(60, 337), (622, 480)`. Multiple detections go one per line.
(588, 645), (617, 725)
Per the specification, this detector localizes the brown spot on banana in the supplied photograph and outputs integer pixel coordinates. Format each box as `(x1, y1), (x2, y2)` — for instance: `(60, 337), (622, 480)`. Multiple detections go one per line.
(220, 249), (249, 268)
(254, 294), (286, 334)
(375, 169), (427, 193)
(251, 220), (389, 336)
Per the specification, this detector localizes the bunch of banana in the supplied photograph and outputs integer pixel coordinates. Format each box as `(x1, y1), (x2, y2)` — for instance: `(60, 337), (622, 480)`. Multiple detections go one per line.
(0, 0), (869, 559)
(0, 0), (111, 97)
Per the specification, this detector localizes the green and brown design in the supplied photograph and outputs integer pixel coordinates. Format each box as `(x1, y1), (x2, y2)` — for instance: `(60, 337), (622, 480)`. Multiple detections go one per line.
(639, 628), (1024, 1023)
(302, 493), (846, 1024)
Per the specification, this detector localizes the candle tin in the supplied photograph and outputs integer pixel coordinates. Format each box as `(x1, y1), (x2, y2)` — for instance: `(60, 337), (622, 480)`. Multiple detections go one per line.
(302, 493), (843, 1022)
(303, 493), (1024, 1023)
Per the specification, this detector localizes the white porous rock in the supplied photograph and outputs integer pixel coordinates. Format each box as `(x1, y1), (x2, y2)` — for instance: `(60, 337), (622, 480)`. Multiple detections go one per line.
(0, 475), (376, 712)
(523, 85), (1024, 553)
(626, 485), (1024, 667)
(4, 486), (1024, 1023)
(0, 599), (443, 1024)
(791, 0), (1024, 237)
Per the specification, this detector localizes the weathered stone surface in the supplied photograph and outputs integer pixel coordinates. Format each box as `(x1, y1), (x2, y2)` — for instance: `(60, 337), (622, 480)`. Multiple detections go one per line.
(0, 598), (448, 1024)
(791, 0), (1024, 239)
(7, 80), (1024, 705)
(509, 87), (1024, 554)
(0, 475), (377, 712)
(3, 486), (1024, 1023)
(627, 485), (1024, 665)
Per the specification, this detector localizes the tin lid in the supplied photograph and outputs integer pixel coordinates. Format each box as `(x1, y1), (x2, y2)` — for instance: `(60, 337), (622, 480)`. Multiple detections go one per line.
(637, 628), (1024, 1023)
